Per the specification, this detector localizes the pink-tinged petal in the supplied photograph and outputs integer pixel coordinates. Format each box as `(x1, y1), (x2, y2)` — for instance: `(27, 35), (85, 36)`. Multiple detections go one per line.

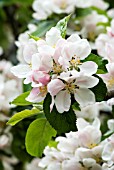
(32, 70), (50, 85)
(58, 56), (69, 70)
(67, 34), (81, 42)
(11, 64), (31, 78)
(32, 53), (41, 70)
(62, 44), (72, 61)
(79, 61), (98, 75)
(32, 53), (53, 72)
(106, 63), (114, 75)
(74, 88), (95, 107)
(24, 74), (33, 84)
(26, 88), (45, 103)
(53, 38), (67, 63)
(76, 75), (99, 88)
(47, 79), (65, 96)
(36, 39), (46, 46)
(55, 90), (71, 113)
(106, 43), (114, 63)
(23, 40), (37, 64)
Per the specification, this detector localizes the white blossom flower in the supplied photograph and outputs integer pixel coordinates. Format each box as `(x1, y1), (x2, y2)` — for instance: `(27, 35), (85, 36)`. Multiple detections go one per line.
(0, 60), (22, 111)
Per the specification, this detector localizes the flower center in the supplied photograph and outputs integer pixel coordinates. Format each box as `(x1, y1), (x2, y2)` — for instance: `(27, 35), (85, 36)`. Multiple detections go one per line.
(39, 86), (47, 97)
(52, 62), (63, 74)
(70, 56), (81, 69)
(65, 81), (78, 94)
(60, 0), (67, 9)
(108, 77), (114, 88)
(88, 143), (97, 149)
(88, 31), (96, 41)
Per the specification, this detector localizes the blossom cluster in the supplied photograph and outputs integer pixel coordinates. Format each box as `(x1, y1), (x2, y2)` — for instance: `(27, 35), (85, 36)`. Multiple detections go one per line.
(32, 0), (108, 20)
(6, 0), (114, 170)
(11, 26), (99, 113)
(96, 19), (114, 106)
(0, 60), (22, 170)
(0, 60), (22, 111)
(38, 118), (114, 170)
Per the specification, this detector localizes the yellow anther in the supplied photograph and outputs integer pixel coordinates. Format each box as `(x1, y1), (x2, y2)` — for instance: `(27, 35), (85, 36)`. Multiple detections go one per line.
(88, 143), (97, 149)
(60, 0), (67, 9)
(52, 64), (63, 74)
(108, 77), (114, 87)
(88, 32), (96, 41)
(39, 86), (47, 97)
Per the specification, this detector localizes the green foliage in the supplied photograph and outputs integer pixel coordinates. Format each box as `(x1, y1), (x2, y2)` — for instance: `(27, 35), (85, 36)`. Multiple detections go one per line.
(25, 118), (56, 157)
(83, 53), (108, 74)
(56, 15), (71, 38)
(112, 105), (114, 118)
(0, 161), (4, 170)
(11, 91), (32, 106)
(91, 6), (111, 19)
(7, 108), (40, 126)
(0, 0), (34, 7)
(72, 102), (81, 111)
(32, 20), (56, 37)
(90, 75), (107, 102)
(76, 8), (92, 17)
(28, 34), (41, 41)
(43, 93), (77, 134)
(48, 140), (58, 148)
(102, 130), (114, 139)
(11, 119), (33, 163)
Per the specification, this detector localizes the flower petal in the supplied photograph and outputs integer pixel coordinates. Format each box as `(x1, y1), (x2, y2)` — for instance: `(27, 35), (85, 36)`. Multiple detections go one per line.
(47, 79), (65, 96)
(79, 61), (98, 75)
(26, 88), (45, 103)
(11, 64), (31, 78)
(74, 88), (95, 107)
(55, 90), (71, 113)
(76, 75), (99, 88)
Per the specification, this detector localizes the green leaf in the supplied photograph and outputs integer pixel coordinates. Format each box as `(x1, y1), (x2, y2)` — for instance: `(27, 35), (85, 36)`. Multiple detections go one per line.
(76, 8), (92, 17)
(43, 93), (77, 134)
(28, 34), (41, 41)
(102, 130), (114, 141)
(72, 102), (81, 111)
(32, 20), (56, 37)
(48, 140), (58, 148)
(25, 118), (56, 157)
(23, 83), (32, 92)
(56, 15), (71, 38)
(91, 6), (111, 20)
(11, 91), (32, 106)
(83, 53), (108, 74)
(112, 105), (114, 118)
(7, 108), (40, 126)
(0, 161), (3, 170)
(0, 0), (33, 7)
(90, 75), (107, 102)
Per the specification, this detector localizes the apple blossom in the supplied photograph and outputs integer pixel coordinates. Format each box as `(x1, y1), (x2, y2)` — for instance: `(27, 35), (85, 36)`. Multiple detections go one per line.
(15, 24), (37, 63)
(38, 118), (104, 170)
(32, 0), (76, 20)
(96, 19), (114, 62)
(48, 69), (99, 113)
(0, 60), (22, 111)
(79, 11), (108, 44)
(99, 63), (114, 92)
(75, 0), (109, 10)
(25, 158), (43, 170)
